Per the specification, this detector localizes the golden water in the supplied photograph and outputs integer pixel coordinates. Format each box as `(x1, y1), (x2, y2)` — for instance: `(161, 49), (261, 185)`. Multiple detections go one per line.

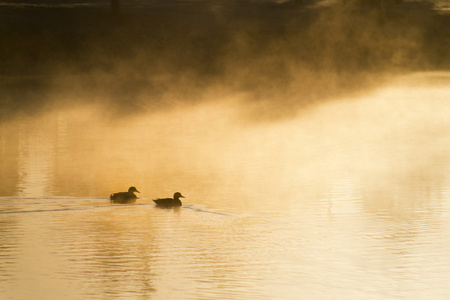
(1, 72), (450, 299)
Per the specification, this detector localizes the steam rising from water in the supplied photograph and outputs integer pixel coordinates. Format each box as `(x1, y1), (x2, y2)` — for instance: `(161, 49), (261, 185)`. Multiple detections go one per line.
(0, 0), (449, 121)
(1, 72), (449, 204)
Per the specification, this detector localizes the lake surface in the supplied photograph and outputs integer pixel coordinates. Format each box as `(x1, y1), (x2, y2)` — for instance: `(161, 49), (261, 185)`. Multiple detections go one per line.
(1, 72), (450, 299)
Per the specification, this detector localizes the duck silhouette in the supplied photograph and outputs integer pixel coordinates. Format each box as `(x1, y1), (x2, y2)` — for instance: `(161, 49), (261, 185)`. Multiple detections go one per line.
(153, 192), (184, 208)
(110, 186), (140, 204)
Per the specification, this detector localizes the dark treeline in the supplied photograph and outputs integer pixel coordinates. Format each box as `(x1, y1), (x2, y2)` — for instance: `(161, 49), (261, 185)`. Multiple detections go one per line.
(0, 0), (449, 120)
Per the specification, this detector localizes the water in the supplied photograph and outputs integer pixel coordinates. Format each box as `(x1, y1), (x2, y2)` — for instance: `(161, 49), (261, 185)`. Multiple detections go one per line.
(1, 72), (450, 299)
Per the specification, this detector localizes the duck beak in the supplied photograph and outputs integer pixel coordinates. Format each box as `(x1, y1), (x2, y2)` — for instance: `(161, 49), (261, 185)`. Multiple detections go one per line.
(136, 190), (140, 193)
(180, 195), (185, 198)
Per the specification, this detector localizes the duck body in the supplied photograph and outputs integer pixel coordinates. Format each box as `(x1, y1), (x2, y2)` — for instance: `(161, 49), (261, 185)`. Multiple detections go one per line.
(153, 192), (184, 208)
(110, 186), (140, 204)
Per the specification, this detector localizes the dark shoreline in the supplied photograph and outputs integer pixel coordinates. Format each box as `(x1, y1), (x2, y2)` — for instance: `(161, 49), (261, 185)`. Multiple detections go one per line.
(1, 1), (449, 121)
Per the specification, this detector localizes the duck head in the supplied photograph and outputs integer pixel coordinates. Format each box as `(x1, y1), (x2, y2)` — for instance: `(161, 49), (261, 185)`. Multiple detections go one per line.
(128, 186), (140, 193)
(174, 192), (184, 199)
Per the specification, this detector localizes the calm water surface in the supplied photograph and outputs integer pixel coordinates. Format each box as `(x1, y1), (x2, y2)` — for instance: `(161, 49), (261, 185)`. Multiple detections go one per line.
(1, 72), (450, 299)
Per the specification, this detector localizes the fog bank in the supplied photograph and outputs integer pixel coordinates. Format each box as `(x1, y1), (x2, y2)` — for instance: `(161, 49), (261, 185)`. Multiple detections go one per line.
(1, 0), (449, 121)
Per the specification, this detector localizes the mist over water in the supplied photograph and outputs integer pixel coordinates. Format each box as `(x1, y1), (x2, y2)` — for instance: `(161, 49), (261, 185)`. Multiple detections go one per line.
(2, 1), (450, 299)
(1, 72), (450, 299)
(1, 72), (450, 201)
(1, 0), (449, 121)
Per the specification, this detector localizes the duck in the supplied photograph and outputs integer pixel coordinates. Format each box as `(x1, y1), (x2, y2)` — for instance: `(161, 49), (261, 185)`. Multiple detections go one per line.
(153, 192), (184, 208)
(110, 186), (140, 204)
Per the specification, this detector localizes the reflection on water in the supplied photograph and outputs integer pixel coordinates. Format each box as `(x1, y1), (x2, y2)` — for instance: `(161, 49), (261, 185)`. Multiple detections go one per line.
(1, 72), (450, 299)
(17, 124), (56, 197)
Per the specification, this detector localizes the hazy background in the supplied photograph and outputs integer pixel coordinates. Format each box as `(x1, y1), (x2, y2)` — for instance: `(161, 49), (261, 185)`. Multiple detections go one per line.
(1, 0), (449, 122)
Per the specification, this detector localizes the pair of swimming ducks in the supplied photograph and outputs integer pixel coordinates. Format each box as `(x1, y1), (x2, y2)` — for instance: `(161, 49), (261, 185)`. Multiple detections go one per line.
(110, 186), (184, 208)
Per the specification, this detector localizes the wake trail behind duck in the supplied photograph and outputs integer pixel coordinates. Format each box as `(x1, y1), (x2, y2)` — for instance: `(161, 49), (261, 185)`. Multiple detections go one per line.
(182, 204), (237, 217)
(0, 197), (141, 214)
